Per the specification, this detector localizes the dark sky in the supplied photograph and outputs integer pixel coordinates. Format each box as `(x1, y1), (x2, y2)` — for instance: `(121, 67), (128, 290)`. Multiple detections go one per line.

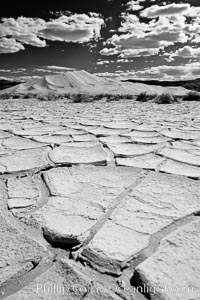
(0, 0), (200, 80)
(0, 0), (121, 18)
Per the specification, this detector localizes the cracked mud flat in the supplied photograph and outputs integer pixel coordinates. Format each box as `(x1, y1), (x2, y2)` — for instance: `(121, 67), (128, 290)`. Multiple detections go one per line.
(0, 98), (200, 300)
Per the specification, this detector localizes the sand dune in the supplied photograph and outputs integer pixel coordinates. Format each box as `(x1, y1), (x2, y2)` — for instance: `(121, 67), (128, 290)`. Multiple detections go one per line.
(1, 70), (189, 95)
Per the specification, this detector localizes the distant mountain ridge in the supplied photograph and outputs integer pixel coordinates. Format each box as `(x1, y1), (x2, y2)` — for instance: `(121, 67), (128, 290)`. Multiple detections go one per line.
(123, 78), (200, 92)
(0, 70), (190, 96)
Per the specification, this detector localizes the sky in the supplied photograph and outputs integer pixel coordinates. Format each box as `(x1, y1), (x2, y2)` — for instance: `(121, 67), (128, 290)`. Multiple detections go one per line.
(1, 0), (200, 81)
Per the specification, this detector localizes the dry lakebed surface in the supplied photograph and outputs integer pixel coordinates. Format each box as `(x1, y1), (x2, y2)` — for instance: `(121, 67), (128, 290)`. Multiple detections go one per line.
(0, 97), (199, 300)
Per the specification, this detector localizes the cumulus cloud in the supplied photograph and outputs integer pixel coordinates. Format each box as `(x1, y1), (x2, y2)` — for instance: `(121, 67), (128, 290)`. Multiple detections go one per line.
(141, 3), (190, 18)
(0, 17), (46, 48)
(100, 47), (118, 56)
(100, 2), (200, 60)
(0, 13), (104, 54)
(169, 46), (200, 60)
(39, 13), (104, 42)
(104, 27), (187, 58)
(0, 37), (25, 54)
(120, 62), (200, 80)
(126, 0), (144, 11)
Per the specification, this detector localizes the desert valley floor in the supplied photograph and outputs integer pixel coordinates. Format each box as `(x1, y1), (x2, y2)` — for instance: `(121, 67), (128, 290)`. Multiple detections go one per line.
(0, 97), (200, 300)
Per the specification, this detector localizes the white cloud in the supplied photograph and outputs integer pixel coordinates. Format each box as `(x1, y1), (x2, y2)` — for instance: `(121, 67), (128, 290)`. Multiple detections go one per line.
(94, 72), (120, 78)
(121, 62), (200, 80)
(100, 47), (118, 56)
(34, 68), (53, 73)
(12, 69), (27, 74)
(192, 34), (200, 43)
(0, 75), (41, 81)
(118, 14), (147, 35)
(169, 46), (200, 60)
(94, 62), (200, 81)
(141, 3), (200, 19)
(17, 68), (26, 71)
(0, 69), (11, 72)
(117, 58), (130, 63)
(105, 28), (187, 58)
(119, 48), (159, 58)
(141, 3), (190, 18)
(39, 13), (104, 43)
(126, 0), (144, 11)
(101, 2), (200, 60)
(46, 66), (75, 71)
(0, 17), (46, 48)
(0, 37), (25, 54)
(15, 34), (46, 47)
(0, 13), (104, 53)
(18, 75), (42, 81)
(33, 66), (76, 74)
(97, 60), (110, 65)
(127, 0), (145, 8)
